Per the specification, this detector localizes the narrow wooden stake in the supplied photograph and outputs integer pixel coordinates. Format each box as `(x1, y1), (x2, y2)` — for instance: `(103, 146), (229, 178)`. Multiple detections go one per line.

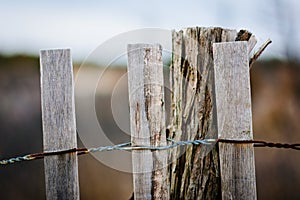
(213, 41), (257, 200)
(40, 49), (79, 200)
(127, 44), (169, 200)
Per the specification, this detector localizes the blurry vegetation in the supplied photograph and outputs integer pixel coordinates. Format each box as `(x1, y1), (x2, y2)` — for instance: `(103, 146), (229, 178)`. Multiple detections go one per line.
(0, 54), (39, 68)
(0, 54), (300, 199)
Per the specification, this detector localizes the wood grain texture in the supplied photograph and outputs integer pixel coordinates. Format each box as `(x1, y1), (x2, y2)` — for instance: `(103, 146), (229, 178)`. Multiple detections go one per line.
(213, 42), (257, 200)
(169, 27), (239, 199)
(40, 49), (79, 200)
(247, 35), (257, 55)
(127, 44), (169, 200)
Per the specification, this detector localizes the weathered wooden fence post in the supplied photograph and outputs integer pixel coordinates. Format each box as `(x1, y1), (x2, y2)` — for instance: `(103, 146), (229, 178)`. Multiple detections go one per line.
(40, 49), (80, 200)
(213, 41), (257, 199)
(127, 44), (169, 199)
(169, 27), (256, 199)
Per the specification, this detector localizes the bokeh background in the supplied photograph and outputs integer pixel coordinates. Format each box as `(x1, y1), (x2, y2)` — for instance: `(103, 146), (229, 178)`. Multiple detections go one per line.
(0, 0), (300, 199)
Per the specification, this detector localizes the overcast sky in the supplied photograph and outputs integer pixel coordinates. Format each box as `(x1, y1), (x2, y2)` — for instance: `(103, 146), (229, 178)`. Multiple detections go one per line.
(0, 0), (299, 63)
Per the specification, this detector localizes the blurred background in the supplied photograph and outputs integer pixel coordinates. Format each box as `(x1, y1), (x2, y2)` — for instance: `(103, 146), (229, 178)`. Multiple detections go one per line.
(0, 0), (300, 199)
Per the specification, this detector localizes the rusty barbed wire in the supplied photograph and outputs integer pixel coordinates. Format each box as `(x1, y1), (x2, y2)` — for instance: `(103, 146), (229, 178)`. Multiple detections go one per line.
(217, 139), (300, 150)
(0, 138), (300, 165)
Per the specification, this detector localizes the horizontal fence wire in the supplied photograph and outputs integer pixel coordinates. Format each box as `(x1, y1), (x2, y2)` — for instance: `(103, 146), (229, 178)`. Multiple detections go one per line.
(0, 138), (300, 165)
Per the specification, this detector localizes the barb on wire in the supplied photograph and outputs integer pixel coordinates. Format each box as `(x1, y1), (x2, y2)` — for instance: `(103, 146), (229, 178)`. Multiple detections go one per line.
(1, 138), (300, 165)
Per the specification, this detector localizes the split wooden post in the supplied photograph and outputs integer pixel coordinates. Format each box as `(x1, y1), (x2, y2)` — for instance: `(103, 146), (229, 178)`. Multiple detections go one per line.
(127, 44), (169, 200)
(169, 27), (240, 199)
(40, 49), (80, 200)
(213, 41), (257, 200)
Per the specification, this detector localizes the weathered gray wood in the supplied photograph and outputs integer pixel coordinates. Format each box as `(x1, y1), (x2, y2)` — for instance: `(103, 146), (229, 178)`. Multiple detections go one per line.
(247, 35), (257, 55)
(213, 41), (257, 200)
(235, 30), (257, 55)
(127, 44), (169, 200)
(169, 27), (241, 199)
(40, 49), (79, 200)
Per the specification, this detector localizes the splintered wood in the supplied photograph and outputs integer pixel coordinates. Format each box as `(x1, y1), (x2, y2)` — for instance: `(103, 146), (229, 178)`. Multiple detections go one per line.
(127, 27), (257, 200)
(169, 27), (257, 199)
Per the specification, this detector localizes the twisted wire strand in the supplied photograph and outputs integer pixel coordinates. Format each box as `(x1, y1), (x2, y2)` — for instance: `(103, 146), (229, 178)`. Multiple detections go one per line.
(217, 139), (300, 150)
(1, 138), (300, 165)
(0, 139), (216, 165)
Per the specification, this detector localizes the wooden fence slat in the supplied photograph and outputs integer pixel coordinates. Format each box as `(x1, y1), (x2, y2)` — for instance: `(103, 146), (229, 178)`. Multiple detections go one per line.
(213, 41), (257, 200)
(127, 44), (169, 200)
(40, 49), (79, 200)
